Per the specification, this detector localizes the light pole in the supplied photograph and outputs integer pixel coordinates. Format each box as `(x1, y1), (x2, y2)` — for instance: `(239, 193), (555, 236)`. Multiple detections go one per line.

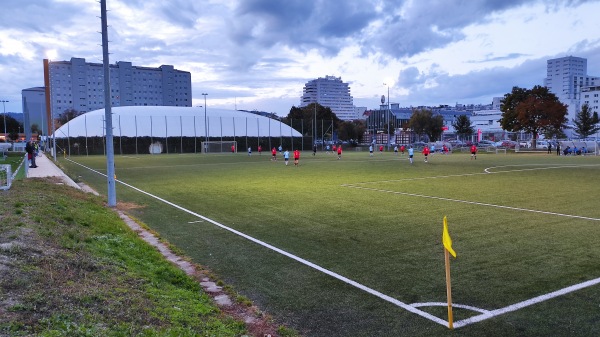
(1, 100), (8, 140)
(383, 83), (390, 149)
(202, 93), (208, 152)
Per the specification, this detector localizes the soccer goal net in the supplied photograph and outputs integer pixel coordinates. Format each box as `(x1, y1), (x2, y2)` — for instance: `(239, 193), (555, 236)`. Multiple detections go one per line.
(0, 164), (12, 191)
(201, 141), (238, 153)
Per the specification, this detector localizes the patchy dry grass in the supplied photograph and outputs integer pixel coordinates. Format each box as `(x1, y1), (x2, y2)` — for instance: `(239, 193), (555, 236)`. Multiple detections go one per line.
(0, 178), (252, 336)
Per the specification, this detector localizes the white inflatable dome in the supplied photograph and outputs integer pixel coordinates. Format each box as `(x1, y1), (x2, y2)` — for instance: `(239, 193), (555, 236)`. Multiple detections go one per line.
(52, 106), (301, 138)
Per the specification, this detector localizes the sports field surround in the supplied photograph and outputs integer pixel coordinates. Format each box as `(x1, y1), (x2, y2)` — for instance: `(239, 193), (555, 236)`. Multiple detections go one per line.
(60, 151), (600, 336)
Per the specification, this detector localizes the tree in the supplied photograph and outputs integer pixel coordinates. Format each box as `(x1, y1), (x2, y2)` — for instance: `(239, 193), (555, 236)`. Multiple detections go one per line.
(284, 103), (341, 140)
(499, 85), (567, 148)
(31, 123), (40, 135)
(337, 120), (366, 144)
(408, 108), (444, 142)
(572, 103), (600, 139)
(451, 115), (474, 141)
(57, 109), (83, 128)
(0, 115), (22, 141)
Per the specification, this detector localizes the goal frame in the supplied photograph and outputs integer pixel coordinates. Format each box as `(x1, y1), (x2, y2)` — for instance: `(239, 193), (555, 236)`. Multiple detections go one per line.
(0, 164), (12, 191)
(201, 141), (238, 154)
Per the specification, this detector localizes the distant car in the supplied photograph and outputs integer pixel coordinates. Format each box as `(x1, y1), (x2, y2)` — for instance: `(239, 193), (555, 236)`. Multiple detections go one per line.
(496, 140), (516, 149)
(536, 140), (549, 149)
(477, 140), (496, 147)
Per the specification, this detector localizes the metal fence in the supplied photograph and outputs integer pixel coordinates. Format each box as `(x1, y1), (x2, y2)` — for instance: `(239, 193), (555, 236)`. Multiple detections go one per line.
(52, 116), (339, 156)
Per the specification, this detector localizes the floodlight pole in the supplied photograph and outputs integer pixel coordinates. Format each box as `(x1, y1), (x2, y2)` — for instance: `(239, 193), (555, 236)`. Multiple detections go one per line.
(383, 83), (390, 149)
(101, 0), (116, 207)
(1, 100), (8, 139)
(202, 93), (208, 153)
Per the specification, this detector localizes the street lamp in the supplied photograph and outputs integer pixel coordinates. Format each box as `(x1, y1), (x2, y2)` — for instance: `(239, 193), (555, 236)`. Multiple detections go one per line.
(1, 100), (8, 140)
(202, 93), (208, 152)
(383, 84), (390, 148)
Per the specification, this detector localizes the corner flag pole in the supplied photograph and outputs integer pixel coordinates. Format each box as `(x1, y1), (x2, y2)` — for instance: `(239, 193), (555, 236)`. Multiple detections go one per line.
(442, 216), (456, 329)
(445, 246), (454, 329)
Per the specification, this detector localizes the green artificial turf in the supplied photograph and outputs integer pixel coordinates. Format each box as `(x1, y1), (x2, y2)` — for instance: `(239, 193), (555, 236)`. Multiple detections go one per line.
(58, 150), (600, 337)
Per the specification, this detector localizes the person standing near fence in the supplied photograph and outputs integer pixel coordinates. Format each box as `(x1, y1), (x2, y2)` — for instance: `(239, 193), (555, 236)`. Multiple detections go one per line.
(556, 142), (560, 156)
(26, 140), (37, 168)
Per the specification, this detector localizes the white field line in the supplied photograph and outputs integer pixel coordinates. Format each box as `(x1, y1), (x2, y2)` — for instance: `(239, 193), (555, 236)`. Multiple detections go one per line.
(343, 184), (600, 222)
(65, 158), (449, 327)
(453, 277), (600, 328)
(343, 163), (600, 328)
(347, 163), (600, 186)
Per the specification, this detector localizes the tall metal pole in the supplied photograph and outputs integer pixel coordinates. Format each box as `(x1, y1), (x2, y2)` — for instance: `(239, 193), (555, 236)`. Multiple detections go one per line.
(384, 83), (390, 149)
(202, 93), (207, 153)
(1, 100), (8, 139)
(314, 103), (316, 146)
(101, 0), (116, 207)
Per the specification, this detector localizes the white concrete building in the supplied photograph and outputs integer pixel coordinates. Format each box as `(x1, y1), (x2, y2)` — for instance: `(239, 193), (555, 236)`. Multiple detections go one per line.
(300, 76), (356, 120)
(581, 86), (600, 114)
(544, 56), (600, 122)
(43, 57), (192, 116)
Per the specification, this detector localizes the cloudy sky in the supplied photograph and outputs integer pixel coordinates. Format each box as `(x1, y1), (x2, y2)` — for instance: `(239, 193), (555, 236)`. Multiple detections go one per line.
(1, 0), (600, 116)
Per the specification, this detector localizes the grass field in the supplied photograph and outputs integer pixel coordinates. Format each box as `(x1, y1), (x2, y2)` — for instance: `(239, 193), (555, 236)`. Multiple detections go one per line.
(58, 149), (600, 336)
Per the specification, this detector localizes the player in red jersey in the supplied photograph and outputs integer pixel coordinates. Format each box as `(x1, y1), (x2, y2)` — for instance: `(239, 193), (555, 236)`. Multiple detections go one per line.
(470, 144), (477, 160)
(422, 145), (430, 163)
(294, 149), (300, 166)
(271, 147), (277, 161)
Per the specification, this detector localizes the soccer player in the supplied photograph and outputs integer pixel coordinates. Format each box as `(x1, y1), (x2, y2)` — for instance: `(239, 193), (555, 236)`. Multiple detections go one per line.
(422, 145), (430, 163)
(379, 145), (384, 154)
(394, 145), (398, 155)
(470, 144), (477, 160)
(247, 147), (252, 156)
(400, 145), (405, 156)
(231, 144), (235, 153)
(408, 145), (414, 164)
(337, 145), (342, 160)
(294, 149), (300, 166)
(313, 144), (317, 156)
(258, 145), (262, 155)
(284, 149), (290, 165)
(271, 147), (277, 161)
(369, 145), (374, 157)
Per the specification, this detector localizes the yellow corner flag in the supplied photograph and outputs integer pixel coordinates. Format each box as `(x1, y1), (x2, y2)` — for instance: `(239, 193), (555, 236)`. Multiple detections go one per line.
(443, 216), (457, 258)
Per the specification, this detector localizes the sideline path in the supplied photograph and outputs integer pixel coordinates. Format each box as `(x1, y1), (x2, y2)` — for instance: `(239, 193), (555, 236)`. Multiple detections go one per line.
(26, 153), (80, 189)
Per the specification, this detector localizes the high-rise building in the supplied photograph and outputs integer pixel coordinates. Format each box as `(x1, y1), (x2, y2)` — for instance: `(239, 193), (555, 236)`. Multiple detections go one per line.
(43, 57), (192, 116)
(300, 76), (356, 120)
(21, 87), (47, 136)
(581, 86), (600, 115)
(544, 56), (599, 122)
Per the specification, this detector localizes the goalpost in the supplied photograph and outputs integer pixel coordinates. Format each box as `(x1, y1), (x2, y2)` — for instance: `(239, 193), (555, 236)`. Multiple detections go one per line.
(0, 164), (12, 191)
(201, 141), (238, 154)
